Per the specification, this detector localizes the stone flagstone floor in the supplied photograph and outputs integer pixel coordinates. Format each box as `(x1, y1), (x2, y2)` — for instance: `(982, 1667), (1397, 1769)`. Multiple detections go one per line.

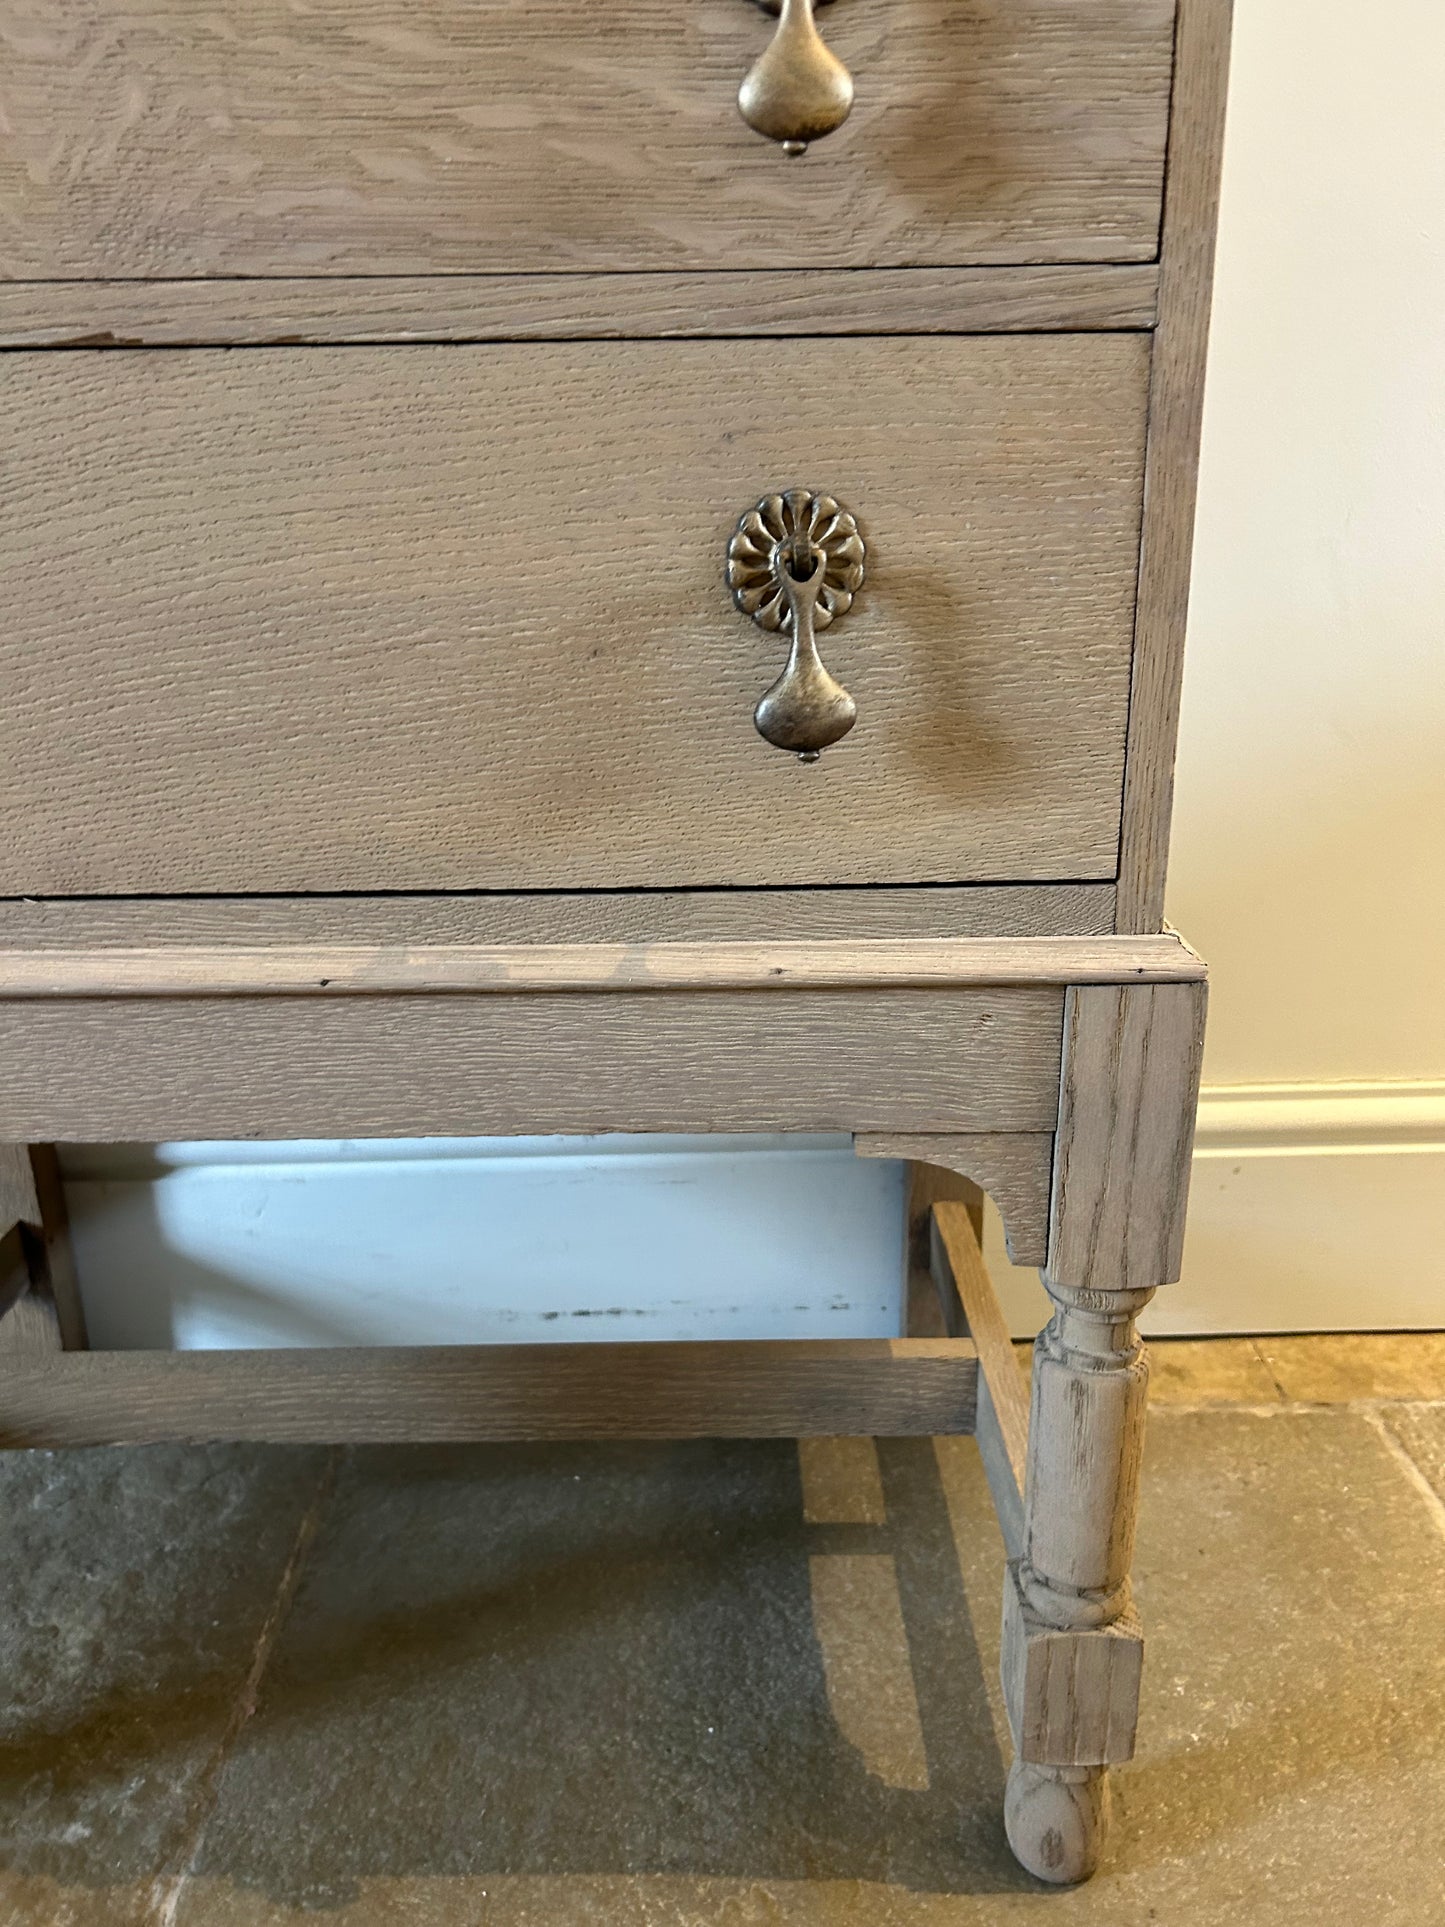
(3, 1334), (1444, 1927)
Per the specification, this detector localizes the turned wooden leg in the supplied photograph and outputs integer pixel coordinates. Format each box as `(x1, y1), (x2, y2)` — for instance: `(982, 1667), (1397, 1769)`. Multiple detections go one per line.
(1005, 1761), (1113, 1885)
(1000, 979), (1206, 1883)
(1002, 1277), (1153, 1881)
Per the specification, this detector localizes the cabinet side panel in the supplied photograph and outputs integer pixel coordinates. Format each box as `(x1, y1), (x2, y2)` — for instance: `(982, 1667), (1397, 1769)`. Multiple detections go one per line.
(1116, 0), (1234, 931)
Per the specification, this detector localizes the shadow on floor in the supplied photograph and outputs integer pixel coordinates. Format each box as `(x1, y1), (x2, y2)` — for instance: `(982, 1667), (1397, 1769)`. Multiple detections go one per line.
(7, 1398), (1445, 1925)
(190, 1440), (1024, 1908)
(1, 1438), (1029, 1911)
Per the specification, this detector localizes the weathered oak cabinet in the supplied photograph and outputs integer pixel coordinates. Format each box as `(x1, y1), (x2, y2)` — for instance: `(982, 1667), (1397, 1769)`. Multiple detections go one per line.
(0, 0), (1230, 1882)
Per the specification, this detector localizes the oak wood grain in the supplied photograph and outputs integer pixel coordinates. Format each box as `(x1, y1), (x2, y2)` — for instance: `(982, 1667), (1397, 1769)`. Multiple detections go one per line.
(899, 1160), (980, 1338)
(0, 987), (1065, 1141)
(1046, 981), (1209, 1293)
(0, 1337), (979, 1447)
(0, 266), (1161, 348)
(934, 1199), (1030, 1493)
(0, 1261), (61, 1357)
(1001, 1262), (1154, 1797)
(0, 0), (1175, 278)
(1116, 0), (1234, 929)
(0, 1144), (42, 1235)
(1005, 1263), (1153, 1785)
(0, 1228), (28, 1328)
(978, 1375), (1028, 1563)
(0, 1145), (87, 1354)
(852, 1129), (1057, 1268)
(999, 973), (1210, 1828)
(1002, 1570), (1144, 1766)
(0, 885), (1118, 948)
(932, 1198), (1030, 1555)
(0, 935), (1205, 1000)
(3, 337), (1150, 895)
(994, 9), (1229, 1858)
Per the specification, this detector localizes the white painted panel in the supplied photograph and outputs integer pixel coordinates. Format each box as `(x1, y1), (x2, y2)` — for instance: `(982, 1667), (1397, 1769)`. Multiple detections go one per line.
(61, 1137), (906, 1351)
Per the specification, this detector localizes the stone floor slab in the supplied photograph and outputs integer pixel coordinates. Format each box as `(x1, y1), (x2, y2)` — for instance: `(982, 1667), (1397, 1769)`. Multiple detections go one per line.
(0, 1443), (331, 1927)
(6, 1348), (1444, 1927)
(1255, 1331), (1445, 1403)
(177, 1439), (1011, 1912)
(1144, 1338), (1285, 1405)
(1379, 1402), (1445, 1512)
(163, 1407), (1445, 1926)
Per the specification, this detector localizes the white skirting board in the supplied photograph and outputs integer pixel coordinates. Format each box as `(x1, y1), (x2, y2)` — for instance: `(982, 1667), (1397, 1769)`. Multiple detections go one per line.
(61, 1086), (1445, 1350)
(985, 1082), (1445, 1336)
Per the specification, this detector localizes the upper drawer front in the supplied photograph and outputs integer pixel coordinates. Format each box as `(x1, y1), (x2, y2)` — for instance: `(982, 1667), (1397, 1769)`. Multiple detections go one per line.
(3, 337), (1148, 896)
(0, 1), (1175, 277)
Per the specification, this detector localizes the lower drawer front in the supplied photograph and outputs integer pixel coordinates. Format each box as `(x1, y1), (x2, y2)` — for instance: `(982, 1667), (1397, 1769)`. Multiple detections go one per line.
(4, 337), (1148, 894)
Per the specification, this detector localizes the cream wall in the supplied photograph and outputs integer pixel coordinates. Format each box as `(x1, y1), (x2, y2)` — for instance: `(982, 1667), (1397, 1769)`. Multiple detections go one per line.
(1161, 0), (1445, 1330)
(1170, 0), (1445, 1084)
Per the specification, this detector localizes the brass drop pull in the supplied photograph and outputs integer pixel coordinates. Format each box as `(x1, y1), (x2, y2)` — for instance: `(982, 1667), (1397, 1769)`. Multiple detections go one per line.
(727, 490), (866, 762)
(738, 0), (854, 156)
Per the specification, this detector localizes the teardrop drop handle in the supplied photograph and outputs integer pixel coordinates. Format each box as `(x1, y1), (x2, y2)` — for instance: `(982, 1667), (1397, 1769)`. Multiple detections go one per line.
(738, 0), (854, 156)
(753, 550), (858, 760)
(727, 488), (866, 760)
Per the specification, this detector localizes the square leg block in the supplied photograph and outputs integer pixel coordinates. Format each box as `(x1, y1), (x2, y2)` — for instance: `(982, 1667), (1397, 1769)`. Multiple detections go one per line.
(1001, 1560), (1143, 1767)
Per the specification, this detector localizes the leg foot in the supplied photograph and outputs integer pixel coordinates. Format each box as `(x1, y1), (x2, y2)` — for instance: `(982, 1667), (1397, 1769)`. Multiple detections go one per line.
(1004, 1760), (1111, 1885)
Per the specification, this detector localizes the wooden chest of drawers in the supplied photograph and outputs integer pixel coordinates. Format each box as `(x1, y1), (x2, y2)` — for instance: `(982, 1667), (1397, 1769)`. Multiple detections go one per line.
(0, 0), (1231, 1886)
